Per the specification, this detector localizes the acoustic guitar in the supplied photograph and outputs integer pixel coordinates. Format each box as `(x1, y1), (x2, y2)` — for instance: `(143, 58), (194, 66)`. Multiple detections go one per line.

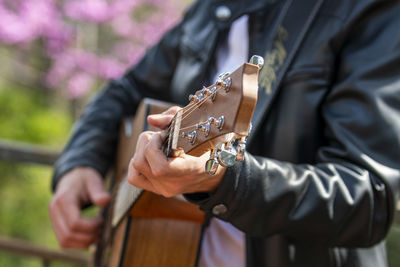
(93, 55), (264, 267)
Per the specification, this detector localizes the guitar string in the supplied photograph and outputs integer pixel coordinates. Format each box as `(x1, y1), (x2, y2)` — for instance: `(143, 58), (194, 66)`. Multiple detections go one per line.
(172, 87), (223, 133)
(161, 88), (205, 133)
(161, 90), (210, 146)
(164, 86), (222, 133)
(161, 86), (223, 147)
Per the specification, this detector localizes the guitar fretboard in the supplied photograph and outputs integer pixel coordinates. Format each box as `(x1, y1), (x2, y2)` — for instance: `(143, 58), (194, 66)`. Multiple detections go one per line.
(112, 119), (176, 227)
(112, 178), (143, 227)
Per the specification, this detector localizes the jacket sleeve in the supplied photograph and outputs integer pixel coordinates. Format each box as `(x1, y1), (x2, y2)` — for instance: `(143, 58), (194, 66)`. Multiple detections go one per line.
(51, 3), (199, 190)
(187, 2), (400, 247)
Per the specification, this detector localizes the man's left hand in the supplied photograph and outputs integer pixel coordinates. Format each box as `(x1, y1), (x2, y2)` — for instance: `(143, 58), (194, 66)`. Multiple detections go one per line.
(126, 107), (226, 197)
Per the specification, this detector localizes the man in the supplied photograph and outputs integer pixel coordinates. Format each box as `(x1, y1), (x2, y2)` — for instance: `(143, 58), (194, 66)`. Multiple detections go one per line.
(49, 0), (400, 266)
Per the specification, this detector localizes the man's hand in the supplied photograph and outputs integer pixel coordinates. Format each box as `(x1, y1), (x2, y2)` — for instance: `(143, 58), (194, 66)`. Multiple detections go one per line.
(127, 107), (226, 197)
(49, 167), (111, 249)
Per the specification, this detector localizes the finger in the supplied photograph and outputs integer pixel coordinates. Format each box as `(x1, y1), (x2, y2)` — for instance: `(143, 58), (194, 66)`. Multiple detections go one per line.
(147, 114), (174, 129)
(147, 106), (181, 129)
(163, 106), (181, 115)
(144, 133), (169, 176)
(85, 175), (111, 207)
(127, 167), (156, 192)
(131, 132), (153, 176)
(168, 152), (205, 176)
(51, 206), (97, 249)
(57, 194), (103, 234)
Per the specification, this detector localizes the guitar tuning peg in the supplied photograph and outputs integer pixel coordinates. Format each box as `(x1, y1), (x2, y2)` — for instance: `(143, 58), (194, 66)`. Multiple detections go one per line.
(208, 116), (224, 130)
(181, 130), (197, 144)
(188, 94), (197, 103)
(249, 55), (264, 69)
(210, 86), (217, 101)
(236, 136), (247, 162)
(188, 93), (204, 103)
(217, 72), (230, 81)
(201, 86), (210, 95)
(205, 149), (219, 175)
(196, 122), (211, 136)
(217, 142), (237, 167)
(216, 72), (232, 92)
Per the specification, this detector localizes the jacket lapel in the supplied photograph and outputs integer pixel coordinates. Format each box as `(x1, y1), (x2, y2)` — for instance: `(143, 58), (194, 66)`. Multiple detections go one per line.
(248, 0), (325, 145)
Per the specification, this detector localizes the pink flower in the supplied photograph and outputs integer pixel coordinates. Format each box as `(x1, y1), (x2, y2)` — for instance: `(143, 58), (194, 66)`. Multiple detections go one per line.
(98, 56), (125, 79)
(67, 72), (95, 99)
(0, 0), (188, 98)
(111, 41), (144, 64)
(111, 14), (136, 38)
(45, 52), (76, 87)
(64, 0), (112, 23)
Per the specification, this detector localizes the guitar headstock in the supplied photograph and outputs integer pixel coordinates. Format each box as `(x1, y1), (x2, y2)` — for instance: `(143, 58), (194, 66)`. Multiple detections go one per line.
(165, 55), (263, 174)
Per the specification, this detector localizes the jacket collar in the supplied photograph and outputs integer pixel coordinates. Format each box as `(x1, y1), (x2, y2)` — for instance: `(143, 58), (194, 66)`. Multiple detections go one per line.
(210, 0), (278, 30)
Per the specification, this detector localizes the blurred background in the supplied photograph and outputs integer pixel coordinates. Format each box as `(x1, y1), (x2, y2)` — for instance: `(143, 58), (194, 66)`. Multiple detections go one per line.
(0, 0), (398, 266)
(0, 0), (190, 266)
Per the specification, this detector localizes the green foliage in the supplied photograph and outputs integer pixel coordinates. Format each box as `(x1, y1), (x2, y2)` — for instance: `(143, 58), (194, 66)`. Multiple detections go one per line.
(0, 163), (84, 267)
(0, 86), (72, 147)
(0, 84), (83, 266)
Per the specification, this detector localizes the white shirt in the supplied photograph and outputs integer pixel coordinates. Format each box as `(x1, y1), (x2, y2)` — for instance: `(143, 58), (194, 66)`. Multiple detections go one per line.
(198, 15), (249, 267)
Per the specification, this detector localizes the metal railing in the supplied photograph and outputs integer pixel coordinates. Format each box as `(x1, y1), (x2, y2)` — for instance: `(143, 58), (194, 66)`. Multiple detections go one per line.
(0, 139), (89, 267)
(0, 237), (88, 267)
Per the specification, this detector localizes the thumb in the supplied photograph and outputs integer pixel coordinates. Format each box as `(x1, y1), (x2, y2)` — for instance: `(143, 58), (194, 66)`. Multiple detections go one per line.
(85, 175), (111, 207)
(147, 106), (181, 129)
(147, 113), (175, 129)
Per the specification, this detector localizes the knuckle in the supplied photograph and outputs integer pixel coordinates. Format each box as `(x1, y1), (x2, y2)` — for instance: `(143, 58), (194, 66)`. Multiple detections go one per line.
(60, 233), (72, 248)
(54, 192), (69, 206)
(173, 184), (184, 195)
(139, 131), (152, 141)
(167, 106), (180, 114)
(160, 186), (179, 198)
(152, 167), (166, 177)
(69, 219), (81, 231)
(144, 142), (154, 154)
(161, 190), (174, 198)
(127, 174), (137, 186)
(53, 195), (64, 206)
(152, 161), (168, 176)
(131, 157), (141, 170)
(171, 186), (183, 196)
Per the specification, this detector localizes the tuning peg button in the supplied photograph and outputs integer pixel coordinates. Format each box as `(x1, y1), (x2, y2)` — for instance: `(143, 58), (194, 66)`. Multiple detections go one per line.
(205, 158), (219, 175)
(210, 86), (217, 101)
(205, 149), (219, 175)
(216, 72), (232, 92)
(196, 122), (211, 136)
(236, 137), (247, 162)
(217, 144), (237, 167)
(181, 130), (197, 144)
(208, 116), (224, 131)
(249, 55), (264, 69)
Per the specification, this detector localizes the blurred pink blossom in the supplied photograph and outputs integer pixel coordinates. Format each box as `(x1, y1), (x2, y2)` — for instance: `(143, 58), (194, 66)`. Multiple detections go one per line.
(64, 0), (110, 23)
(0, 0), (187, 99)
(111, 41), (145, 64)
(98, 57), (126, 78)
(67, 72), (95, 98)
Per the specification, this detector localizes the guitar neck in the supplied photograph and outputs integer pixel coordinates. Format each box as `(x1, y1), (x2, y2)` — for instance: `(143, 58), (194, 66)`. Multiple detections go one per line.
(111, 99), (174, 227)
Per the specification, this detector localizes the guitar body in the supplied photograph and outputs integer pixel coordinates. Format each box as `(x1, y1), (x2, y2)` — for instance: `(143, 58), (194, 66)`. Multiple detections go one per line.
(95, 99), (205, 267)
(94, 58), (262, 266)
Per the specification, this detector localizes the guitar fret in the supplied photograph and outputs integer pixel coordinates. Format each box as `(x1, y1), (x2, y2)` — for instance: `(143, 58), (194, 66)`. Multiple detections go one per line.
(112, 179), (143, 227)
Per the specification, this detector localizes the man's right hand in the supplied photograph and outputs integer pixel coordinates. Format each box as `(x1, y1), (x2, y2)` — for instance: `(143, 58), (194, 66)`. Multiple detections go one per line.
(49, 167), (111, 249)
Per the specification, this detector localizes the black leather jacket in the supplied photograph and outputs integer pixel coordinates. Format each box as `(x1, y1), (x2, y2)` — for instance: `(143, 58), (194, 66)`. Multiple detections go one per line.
(53, 0), (400, 266)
